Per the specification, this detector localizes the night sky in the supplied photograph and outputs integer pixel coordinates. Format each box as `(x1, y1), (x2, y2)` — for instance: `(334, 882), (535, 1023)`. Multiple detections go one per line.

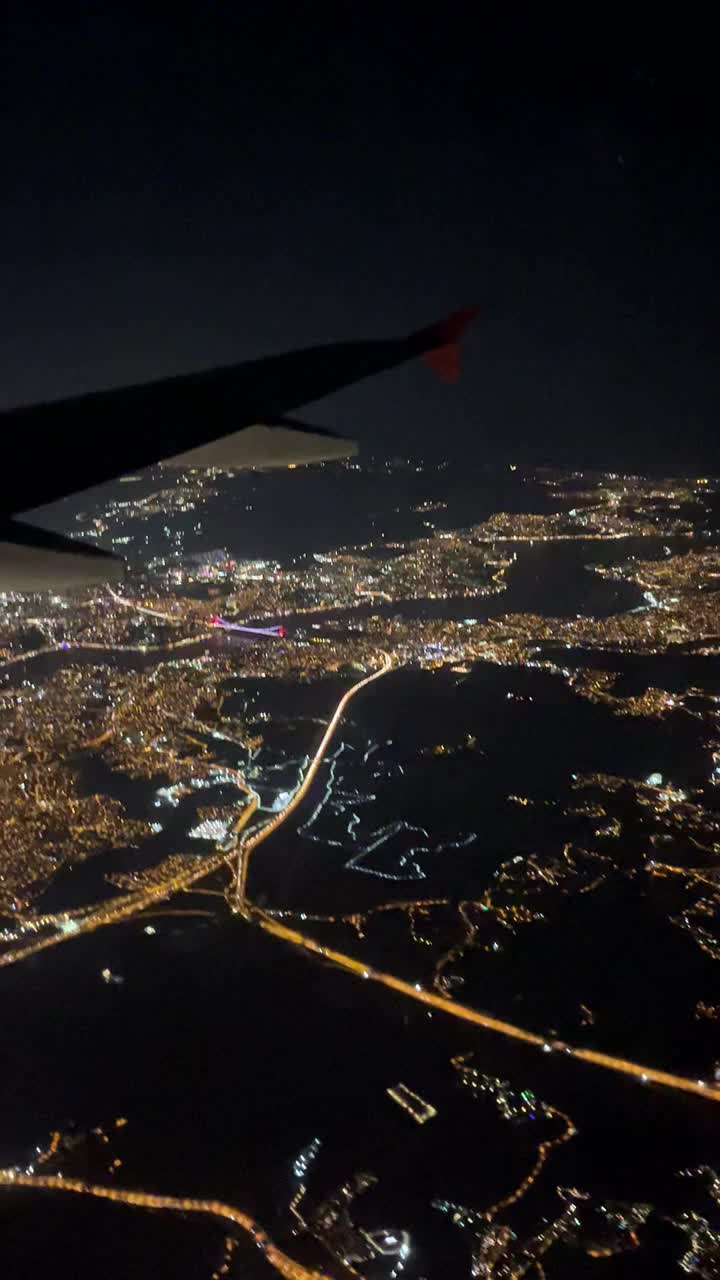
(2, 11), (717, 468)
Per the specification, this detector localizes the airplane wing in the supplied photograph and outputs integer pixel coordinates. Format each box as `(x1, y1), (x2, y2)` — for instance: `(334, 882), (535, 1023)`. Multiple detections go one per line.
(0, 305), (478, 590)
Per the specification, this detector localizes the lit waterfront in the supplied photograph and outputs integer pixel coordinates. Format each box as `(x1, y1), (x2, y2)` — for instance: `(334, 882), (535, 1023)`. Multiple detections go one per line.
(2, 460), (720, 1276)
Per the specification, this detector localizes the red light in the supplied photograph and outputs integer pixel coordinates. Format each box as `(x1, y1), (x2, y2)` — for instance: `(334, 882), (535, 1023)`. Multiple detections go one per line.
(209, 615), (220, 625)
(277, 626), (286, 638)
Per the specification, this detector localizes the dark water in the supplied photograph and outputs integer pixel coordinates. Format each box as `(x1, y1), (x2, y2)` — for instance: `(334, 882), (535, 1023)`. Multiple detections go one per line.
(543, 644), (720, 696)
(0, 635), (225, 689)
(29, 461), (569, 567)
(251, 536), (667, 635)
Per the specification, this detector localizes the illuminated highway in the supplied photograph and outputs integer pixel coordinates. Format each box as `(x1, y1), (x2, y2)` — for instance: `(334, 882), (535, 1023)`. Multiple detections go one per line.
(0, 786), (260, 967)
(254, 916), (720, 1105)
(107, 587), (202, 627)
(234, 651), (394, 908)
(0, 656), (392, 966)
(0, 850), (232, 968)
(0, 1170), (331, 1280)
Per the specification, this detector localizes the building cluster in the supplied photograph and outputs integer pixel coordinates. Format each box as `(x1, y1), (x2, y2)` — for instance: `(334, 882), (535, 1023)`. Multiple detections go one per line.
(302, 1171), (411, 1276)
(0, 668), (151, 913)
(572, 772), (720, 962)
(539, 468), (719, 516)
(454, 1065), (547, 1125)
(73, 467), (221, 539)
(292, 1137), (322, 1181)
(0, 591), (207, 658)
(86, 659), (231, 782)
(471, 507), (693, 541)
(593, 546), (720, 599)
(666, 1168), (720, 1278)
(0, 649), (258, 915)
(105, 853), (207, 894)
(434, 1185), (591, 1277)
(566, 669), (690, 719)
(200, 530), (512, 618)
(386, 1082), (437, 1124)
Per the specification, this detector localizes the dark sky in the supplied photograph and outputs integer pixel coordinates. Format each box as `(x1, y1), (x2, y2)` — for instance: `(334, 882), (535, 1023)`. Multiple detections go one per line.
(1, 10), (717, 467)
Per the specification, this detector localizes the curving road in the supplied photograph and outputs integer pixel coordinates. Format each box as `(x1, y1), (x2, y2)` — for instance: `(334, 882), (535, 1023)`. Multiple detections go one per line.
(235, 651), (394, 906)
(0, 1170), (330, 1280)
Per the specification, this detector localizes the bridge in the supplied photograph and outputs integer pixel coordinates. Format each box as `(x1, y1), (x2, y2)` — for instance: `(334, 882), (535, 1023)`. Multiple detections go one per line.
(210, 616), (286, 637)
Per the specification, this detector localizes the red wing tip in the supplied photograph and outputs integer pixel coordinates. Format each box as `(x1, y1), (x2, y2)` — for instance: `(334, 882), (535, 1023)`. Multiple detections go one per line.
(424, 345), (462, 383)
(422, 305), (479, 382)
(435, 305), (481, 346)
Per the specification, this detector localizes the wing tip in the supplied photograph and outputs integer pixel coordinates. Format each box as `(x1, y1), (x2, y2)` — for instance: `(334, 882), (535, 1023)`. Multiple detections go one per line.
(436, 304), (481, 343)
(421, 304), (480, 382)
